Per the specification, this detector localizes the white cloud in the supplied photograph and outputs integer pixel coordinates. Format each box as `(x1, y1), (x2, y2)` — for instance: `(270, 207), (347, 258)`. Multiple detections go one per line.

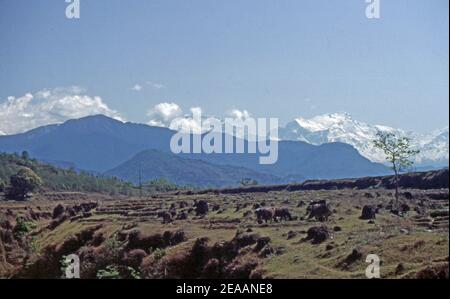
(131, 84), (143, 92)
(226, 109), (252, 121)
(130, 81), (165, 92)
(168, 107), (207, 134)
(147, 102), (183, 127)
(147, 103), (218, 133)
(146, 81), (165, 90)
(0, 87), (123, 135)
(146, 103), (259, 135)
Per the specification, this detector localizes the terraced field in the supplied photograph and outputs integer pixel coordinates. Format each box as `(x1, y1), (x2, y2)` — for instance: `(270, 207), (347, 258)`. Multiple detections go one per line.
(1, 186), (448, 279)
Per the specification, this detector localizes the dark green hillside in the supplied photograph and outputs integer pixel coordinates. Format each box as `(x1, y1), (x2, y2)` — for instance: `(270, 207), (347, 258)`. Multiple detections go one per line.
(106, 149), (281, 188)
(0, 152), (161, 196)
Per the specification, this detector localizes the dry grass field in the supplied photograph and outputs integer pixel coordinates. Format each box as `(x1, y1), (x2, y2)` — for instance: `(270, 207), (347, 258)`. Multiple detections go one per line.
(1, 186), (448, 279)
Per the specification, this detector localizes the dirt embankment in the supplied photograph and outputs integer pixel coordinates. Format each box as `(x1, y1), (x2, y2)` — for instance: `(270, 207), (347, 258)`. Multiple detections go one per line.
(194, 169), (449, 195)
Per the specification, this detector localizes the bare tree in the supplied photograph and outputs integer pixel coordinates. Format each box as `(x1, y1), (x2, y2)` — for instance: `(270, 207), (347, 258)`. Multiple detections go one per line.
(373, 131), (420, 205)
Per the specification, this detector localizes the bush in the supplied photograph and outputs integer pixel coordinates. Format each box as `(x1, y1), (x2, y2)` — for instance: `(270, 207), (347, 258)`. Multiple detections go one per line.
(104, 233), (124, 262)
(152, 248), (166, 261)
(96, 265), (121, 279)
(96, 265), (141, 279)
(13, 218), (37, 239)
(127, 267), (141, 279)
(6, 168), (42, 200)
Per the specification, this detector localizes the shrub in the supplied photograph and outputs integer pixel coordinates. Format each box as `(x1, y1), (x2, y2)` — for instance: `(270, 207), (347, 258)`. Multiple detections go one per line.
(96, 265), (121, 279)
(127, 267), (141, 279)
(13, 218), (37, 239)
(6, 168), (42, 200)
(104, 233), (123, 262)
(60, 255), (74, 278)
(152, 248), (166, 261)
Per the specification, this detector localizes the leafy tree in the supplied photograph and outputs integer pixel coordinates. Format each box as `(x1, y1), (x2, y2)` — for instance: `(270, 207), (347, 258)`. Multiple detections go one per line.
(21, 150), (30, 161)
(0, 179), (5, 193)
(6, 168), (43, 200)
(373, 131), (420, 205)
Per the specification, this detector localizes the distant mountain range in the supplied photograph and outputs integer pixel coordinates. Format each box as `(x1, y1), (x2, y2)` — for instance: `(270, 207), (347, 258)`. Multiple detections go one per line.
(1, 112), (447, 168)
(280, 113), (449, 168)
(0, 115), (390, 187)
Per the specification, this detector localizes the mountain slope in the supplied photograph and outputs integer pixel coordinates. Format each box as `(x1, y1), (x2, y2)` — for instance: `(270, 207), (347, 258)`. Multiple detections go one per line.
(185, 140), (389, 181)
(280, 113), (449, 167)
(417, 127), (449, 167)
(0, 114), (390, 185)
(0, 115), (174, 172)
(105, 149), (281, 188)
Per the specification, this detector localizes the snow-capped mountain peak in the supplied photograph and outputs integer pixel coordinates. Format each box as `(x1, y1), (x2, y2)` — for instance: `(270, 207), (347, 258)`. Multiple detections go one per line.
(280, 113), (448, 167)
(295, 112), (354, 132)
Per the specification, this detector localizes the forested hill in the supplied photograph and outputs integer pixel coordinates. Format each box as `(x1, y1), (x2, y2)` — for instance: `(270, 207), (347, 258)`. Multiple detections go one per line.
(0, 152), (179, 196)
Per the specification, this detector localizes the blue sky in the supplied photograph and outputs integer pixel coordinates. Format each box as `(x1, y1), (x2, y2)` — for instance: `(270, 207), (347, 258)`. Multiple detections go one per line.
(0, 0), (448, 133)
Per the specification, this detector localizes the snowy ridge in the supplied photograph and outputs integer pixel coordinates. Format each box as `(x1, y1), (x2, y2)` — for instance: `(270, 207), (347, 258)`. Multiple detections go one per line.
(280, 113), (448, 167)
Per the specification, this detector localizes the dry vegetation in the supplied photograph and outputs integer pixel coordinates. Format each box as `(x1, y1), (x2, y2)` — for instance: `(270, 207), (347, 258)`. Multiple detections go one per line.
(0, 187), (448, 279)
